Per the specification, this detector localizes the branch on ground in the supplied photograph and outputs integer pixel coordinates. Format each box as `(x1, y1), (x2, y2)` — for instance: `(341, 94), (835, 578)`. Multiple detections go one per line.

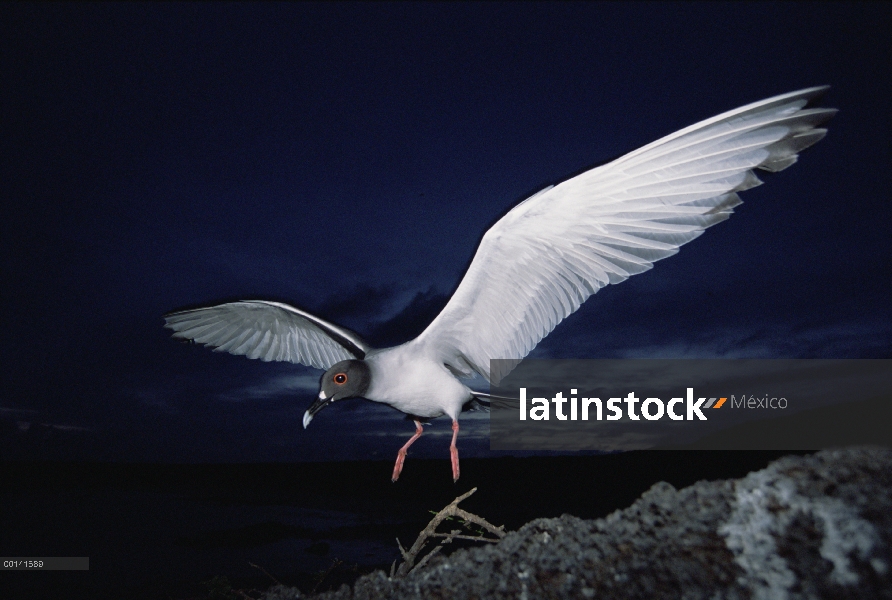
(391, 487), (506, 579)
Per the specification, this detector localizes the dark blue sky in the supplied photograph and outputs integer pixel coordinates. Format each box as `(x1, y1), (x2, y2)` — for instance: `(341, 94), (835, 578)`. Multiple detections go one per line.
(2, 2), (889, 463)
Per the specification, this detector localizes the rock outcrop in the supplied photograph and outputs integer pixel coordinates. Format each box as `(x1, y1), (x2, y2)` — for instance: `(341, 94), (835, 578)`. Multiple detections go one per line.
(263, 447), (892, 599)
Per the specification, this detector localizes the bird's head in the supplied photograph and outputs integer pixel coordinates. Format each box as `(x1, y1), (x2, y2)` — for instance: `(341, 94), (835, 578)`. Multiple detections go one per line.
(302, 359), (371, 428)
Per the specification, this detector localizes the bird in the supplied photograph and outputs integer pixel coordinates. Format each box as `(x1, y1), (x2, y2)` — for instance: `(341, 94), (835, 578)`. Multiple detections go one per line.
(164, 87), (835, 482)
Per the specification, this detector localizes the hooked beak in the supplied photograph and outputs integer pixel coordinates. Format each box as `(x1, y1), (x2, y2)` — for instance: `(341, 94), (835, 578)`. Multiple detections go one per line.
(303, 391), (332, 429)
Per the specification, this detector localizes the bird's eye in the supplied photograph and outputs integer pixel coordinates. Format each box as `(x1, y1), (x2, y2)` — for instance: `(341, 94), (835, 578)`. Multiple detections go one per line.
(334, 373), (347, 385)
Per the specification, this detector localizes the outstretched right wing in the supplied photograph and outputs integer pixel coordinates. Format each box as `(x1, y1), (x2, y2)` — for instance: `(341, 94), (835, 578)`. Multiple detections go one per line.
(416, 86), (835, 383)
(164, 300), (372, 370)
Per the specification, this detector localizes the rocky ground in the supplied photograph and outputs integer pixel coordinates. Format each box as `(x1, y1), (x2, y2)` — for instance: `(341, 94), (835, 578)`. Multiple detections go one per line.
(260, 446), (892, 599)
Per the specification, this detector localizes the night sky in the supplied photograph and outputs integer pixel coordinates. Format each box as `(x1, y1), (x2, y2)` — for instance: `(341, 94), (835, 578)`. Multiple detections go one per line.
(2, 3), (890, 464)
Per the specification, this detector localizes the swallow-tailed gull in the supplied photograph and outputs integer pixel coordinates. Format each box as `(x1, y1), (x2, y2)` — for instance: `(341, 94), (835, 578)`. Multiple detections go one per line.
(164, 87), (835, 481)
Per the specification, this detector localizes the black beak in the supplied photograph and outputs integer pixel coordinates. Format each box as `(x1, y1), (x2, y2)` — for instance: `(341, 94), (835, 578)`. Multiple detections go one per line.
(303, 395), (332, 429)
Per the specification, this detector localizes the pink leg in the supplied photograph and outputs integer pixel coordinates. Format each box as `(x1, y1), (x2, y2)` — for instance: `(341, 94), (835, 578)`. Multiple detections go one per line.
(392, 420), (424, 482)
(450, 420), (460, 482)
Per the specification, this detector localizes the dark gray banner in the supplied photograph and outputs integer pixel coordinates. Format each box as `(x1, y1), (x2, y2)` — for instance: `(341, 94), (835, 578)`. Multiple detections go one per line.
(489, 359), (892, 451)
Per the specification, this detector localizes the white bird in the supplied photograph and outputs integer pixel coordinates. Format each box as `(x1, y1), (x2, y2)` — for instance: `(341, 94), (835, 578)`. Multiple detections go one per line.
(164, 87), (835, 482)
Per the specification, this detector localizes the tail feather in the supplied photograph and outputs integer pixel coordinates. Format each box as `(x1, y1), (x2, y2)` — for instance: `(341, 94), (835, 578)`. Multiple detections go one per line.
(467, 390), (518, 411)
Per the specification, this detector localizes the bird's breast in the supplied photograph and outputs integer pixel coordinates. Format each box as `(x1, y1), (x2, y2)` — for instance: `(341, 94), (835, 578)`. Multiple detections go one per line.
(364, 346), (470, 420)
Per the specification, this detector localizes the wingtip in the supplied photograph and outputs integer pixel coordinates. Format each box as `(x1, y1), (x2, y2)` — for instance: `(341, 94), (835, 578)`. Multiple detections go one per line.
(757, 85), (831, 108)
(795, 85), (832, 104)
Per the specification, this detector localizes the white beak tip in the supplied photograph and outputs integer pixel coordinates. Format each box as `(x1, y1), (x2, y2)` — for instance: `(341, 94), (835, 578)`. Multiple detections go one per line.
(302, 411), (313, 429)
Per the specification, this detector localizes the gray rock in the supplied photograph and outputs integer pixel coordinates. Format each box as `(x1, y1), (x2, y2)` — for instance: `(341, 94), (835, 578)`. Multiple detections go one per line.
(261, 584), (305, 599)
(263, 447), (892, 600)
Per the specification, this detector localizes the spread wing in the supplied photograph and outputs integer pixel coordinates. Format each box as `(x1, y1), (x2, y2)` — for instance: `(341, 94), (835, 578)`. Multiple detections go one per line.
(164, 300), (372, 369)
(417, 86), (836, 383)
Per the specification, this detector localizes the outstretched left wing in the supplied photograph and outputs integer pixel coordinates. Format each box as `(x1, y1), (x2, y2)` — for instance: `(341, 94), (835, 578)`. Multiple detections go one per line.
(164, 300), (371, 370)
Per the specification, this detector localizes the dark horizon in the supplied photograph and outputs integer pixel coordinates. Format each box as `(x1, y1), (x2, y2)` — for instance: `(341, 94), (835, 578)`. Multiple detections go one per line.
(2, 3), (890, 464)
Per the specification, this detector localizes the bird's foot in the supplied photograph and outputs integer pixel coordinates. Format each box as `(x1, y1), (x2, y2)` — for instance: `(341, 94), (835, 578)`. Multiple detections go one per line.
(451, 445), (460, 482)
(392, 450), (407, 482)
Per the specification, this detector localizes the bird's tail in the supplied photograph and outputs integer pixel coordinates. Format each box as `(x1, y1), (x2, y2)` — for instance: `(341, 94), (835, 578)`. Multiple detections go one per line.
(466, 390), (518, 411)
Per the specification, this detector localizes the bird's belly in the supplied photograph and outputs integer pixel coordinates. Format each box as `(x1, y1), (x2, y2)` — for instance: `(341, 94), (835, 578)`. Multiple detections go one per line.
(366, 353), (469, 419)
(379, 394), (448, 419)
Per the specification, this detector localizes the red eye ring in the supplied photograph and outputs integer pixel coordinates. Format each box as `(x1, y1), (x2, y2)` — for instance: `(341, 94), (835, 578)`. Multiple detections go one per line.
(333, 373), (347, 385)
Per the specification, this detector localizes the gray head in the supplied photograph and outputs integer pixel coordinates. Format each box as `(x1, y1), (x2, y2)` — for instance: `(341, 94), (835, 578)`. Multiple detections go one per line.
(302, 359), (371, 428)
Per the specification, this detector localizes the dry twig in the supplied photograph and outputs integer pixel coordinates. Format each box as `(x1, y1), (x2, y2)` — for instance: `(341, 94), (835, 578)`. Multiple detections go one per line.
(248, 562), (282, 586)
(393, 487), (505, 578)
(311, 558), (343, 594)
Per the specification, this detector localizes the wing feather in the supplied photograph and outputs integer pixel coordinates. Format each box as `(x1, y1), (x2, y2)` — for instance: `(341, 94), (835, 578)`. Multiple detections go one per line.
(417, 87), (835, 383)
(164, 300), (372, 370)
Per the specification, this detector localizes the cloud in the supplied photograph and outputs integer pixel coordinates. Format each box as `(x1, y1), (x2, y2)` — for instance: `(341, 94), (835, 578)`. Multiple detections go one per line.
(311, 282), (451, 347)
(366, 286), (450, 347)
(15, 421), (93, 433)
(217, 372), (322, 402)
(132, 389), (181, 415)
(0, 406), (39, 415)
(314, 282), (402, 324)
(536, 298), (891, 360)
